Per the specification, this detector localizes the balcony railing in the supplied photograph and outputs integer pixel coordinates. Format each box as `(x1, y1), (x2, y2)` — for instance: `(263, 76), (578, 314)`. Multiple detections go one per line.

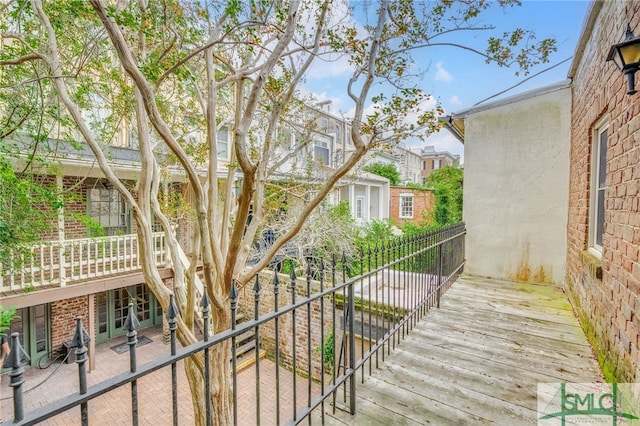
(3, 223), (465, 425)
(1, 232), (167, 291)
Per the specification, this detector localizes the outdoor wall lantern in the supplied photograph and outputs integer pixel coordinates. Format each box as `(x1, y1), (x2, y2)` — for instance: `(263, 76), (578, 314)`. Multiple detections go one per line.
(607, 24), (640, 95)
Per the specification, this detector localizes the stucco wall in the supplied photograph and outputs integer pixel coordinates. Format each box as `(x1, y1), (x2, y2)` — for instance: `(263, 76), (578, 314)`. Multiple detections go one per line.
(463, 85), (571, 284)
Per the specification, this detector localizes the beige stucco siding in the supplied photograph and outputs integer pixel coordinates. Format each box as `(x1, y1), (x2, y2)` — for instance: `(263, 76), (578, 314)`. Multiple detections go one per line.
(463, 86), (571, 284)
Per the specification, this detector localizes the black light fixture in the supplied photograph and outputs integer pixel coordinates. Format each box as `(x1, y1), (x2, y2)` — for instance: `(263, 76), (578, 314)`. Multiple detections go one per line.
(607, 24), (640, 95)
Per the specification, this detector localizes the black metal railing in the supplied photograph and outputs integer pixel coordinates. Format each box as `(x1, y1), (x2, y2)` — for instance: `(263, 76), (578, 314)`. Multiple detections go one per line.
(2, 222), (465, 425)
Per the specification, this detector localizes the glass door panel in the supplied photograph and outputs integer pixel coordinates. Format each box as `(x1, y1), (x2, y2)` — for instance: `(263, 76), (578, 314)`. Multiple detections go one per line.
(95, 292), (110, 343)
(134, 284), (153, 328)
(113, 287), (130, 331)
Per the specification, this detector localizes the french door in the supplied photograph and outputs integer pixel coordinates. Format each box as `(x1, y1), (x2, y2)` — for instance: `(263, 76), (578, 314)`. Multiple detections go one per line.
(95, 284), (162, 344)
(7, 304), (50, 366)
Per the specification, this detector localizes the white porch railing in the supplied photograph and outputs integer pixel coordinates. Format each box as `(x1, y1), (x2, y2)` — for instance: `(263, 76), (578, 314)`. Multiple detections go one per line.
(1, 232), (167, 292)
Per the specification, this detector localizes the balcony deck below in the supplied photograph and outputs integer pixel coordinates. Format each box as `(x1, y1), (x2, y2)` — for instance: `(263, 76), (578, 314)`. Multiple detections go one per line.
(319, 275), (604, 425)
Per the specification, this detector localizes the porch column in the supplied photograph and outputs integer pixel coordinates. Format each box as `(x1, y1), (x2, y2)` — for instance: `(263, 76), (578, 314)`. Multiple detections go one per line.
(57, 175), (66, 286)
(88, 294), (96, 372)
(349, 185), (355, 218)
(365, 185), (371, 221)
(379, 185), (384, 219)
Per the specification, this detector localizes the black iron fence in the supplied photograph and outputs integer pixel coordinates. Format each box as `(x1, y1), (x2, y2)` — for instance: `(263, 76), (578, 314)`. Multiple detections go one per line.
(2, 222), (465, 425)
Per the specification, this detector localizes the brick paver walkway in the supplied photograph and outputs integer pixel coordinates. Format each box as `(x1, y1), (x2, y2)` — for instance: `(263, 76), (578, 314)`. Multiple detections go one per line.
(1, 326), (320, 425)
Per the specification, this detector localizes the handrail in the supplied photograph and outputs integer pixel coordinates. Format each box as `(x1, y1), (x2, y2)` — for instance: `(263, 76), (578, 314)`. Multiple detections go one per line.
(1, 232), (167, 291)
(3, 223), (467, 425)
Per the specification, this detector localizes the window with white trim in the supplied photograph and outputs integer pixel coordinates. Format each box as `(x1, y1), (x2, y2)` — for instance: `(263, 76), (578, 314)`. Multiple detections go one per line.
(217, 126), (230, 160)
(399, 194), (414, 219)
(355, 196), (365, 220)
(433, 159), (441, 170)
(314, 136), (330, 165)
(89, 183), (130, 236)
(590, 119), (608, 255)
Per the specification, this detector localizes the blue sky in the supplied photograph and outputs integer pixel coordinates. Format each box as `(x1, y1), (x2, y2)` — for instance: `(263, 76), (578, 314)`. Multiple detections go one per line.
(302, 0), (592, 162)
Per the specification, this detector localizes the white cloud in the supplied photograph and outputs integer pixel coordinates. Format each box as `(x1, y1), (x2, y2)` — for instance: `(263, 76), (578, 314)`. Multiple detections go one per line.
(306, 53), (354, 79)
(343, 102), (379, 120)
(435, 62), (453, 83)
(426, 130), (464, 163)
(449, 95), (462, 107)
(298, 86), (346, 111)
(399, 96), (439, 130)
(302, 0), (360, 80)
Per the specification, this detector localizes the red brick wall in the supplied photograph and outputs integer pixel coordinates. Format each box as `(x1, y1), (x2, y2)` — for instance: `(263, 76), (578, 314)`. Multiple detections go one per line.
(50, 296), (90, 350)
(566, 1), (640, 382)
(35, 175), (92, 241)
(236, 271), (336, 381)
(420, 156), (449, 180)
(389, 187), (434, 225)
(62, 176), (91, 239)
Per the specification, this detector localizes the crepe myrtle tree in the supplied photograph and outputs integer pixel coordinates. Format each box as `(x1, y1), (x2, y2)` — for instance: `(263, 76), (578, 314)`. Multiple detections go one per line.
(0, 0), (555, 423)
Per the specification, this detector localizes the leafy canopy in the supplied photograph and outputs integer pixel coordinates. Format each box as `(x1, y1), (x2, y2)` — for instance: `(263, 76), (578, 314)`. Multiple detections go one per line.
(426, 166), (464, 226)
(363, 162), (401, 186)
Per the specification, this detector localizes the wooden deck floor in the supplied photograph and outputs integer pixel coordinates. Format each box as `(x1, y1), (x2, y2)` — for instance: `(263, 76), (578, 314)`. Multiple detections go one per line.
(319, 275), (604, 425)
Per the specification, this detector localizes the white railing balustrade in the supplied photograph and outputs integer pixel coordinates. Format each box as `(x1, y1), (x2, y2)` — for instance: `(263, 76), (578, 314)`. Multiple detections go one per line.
(1, 232), (167, 292)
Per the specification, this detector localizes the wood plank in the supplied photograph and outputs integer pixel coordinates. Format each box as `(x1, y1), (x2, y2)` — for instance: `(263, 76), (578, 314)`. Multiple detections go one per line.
(423, 309), (590, 347)
(351, 375), (495, 425)
(404, 328), (601, 381)
(431, 305), (585, 340)
(402, 332), (601, 384)
(366, 362), (537, 422)
(316, 275), (604, 425)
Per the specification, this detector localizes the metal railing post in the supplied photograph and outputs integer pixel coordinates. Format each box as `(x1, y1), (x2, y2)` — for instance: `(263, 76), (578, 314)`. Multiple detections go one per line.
(6, 332), (30, 423)
(124, 303), (140, 426)
(230, 281), (239, 426)
(71, 316), (90, 426)
(200, 291), (212, 426)
(253, 275), (262, 426)
(437, 242), (443, 309)
(166, 294), (179, 426)
(289, 263), (298, 422)
(272, 273), (281, 425)
(347, 272), (357, 415)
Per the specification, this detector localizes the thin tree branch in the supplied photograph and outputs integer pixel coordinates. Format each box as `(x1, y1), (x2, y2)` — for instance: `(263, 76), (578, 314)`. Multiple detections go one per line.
(0, 53), (43, 65)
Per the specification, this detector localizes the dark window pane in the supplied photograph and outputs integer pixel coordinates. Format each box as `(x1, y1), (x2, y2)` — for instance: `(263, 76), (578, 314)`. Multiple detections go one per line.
(8, 308), (26, 350)
(34, 305), (46, 353)
(136, 285), (151, 322)
(315, 146), (329, 165)
(599, 130), (607, 187)
(97, 292), (108, 334)
(596, 188), (605, 246)
(89, 184), (130, 236)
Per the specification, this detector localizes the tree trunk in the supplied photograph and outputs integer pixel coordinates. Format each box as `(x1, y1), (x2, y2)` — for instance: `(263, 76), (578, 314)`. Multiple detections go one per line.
(184, 336), (232, 425)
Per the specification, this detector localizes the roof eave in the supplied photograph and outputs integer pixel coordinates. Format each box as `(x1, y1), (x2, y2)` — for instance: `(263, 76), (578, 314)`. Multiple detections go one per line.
(568, 1), (603, 79)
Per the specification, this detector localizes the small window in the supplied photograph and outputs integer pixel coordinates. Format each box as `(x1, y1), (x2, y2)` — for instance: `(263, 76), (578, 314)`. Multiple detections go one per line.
(319, 117), (329, 131)
(433, 159), (441, 170)
(89, 184), (130, 236)
(590, 119), (608, 255)
(217, 126), (230, 160)
(355, 196), (365, 220)
(399, 194), (414, 219)
(314, 137), (330, 165)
